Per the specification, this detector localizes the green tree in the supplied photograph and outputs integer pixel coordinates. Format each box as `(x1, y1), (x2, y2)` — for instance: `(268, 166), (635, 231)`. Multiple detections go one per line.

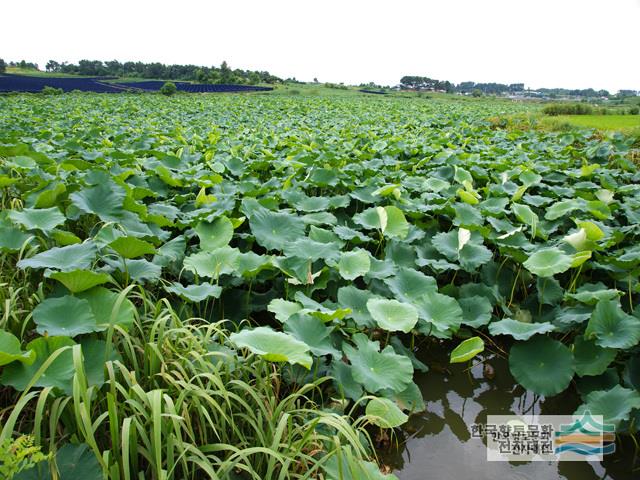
(0, 58), (6, 73)
(219, 61), (233, 83)
(159, 81), (177, 96)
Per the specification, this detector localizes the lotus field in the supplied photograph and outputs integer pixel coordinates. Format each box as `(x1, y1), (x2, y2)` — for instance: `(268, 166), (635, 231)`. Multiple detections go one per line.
(0, 93), (639, 479)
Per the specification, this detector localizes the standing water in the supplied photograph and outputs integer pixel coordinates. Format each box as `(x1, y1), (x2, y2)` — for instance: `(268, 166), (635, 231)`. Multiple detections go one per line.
(381, 343), (636, 480)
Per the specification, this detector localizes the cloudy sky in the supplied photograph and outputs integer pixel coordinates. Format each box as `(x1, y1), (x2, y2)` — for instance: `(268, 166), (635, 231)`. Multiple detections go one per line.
(3, 0), (639, 91)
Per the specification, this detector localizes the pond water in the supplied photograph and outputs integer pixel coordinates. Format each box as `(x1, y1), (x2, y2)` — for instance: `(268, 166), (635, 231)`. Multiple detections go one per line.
(381, 344), (636, 480)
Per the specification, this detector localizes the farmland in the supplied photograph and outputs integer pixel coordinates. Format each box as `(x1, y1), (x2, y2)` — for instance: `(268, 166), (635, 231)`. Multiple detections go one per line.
(0, 92), (639, 479)
(542, 114), (640, 132)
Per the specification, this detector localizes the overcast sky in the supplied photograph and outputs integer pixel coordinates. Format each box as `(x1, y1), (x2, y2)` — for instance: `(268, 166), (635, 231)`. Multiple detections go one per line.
(3, 0), (639, 91)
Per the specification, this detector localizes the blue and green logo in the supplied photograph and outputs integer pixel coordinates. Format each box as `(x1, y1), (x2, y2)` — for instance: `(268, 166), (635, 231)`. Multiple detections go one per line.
(554, 411), (615, 456)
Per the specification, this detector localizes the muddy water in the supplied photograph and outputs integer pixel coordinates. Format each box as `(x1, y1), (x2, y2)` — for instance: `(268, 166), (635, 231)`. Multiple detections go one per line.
(381, 345), (636, 480)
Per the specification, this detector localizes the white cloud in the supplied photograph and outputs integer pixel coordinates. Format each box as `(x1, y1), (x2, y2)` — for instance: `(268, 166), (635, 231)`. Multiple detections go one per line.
(1, 0), (638, 91)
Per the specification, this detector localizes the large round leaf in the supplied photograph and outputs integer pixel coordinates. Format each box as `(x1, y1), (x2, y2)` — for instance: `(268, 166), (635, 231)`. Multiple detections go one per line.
(338, 249), (371, 280)
(164, 282), (222, 302)
(573, 336), (617, 377)
(366, 397), (408, 428)
(523, 247), (573, 277)
(8, 207), (66, 232)
(77, 287), (135, 330)
(17, 243), (97, 271)
(509, 336), (574, 396)
(585, 299), (640, 349)
(0, 331), (36, 366)
(229, 326), (312, 369)
(48, 270), (111, 293)
(109, 236), (156, 258)
(343, 333), (413, 393)
(247, 207), (305, 251)
(195, 216), (233, 251)
(183, 247), (240, 278)
(33, 295), (99, 337)
(366, 298), (418, 333)
(0, 336), (75, 393)
(575, 385), (640, 428)
(489, 319), (555, 340)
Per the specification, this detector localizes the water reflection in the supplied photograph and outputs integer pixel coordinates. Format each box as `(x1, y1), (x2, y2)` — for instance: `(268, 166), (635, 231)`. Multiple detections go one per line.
(381, 344), (636, 480)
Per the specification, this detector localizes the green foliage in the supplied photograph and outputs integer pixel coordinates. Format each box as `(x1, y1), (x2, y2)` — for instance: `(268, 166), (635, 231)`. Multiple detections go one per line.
(159, 81), (177, 96)
(1, 92), (639, 477)
(543, 103), (594, 115)
(41, 86), (63, 95)
(0, 436), (50, 480)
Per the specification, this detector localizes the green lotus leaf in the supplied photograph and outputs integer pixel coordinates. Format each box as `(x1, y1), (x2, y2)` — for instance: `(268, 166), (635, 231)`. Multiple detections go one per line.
(331, 359), (364, 401)
(380, 382), (425, 413)
(545, 199), (584, 221)
(343, 333), (413, 393)
(17, 243), (97, 271)
(8, 207), (66, 232)
(55, 443), (102, 480)
(80, 338), (122, 388)
(414, 291), (463, 333)
(283, 313), (340, 357)
(268, 298), (303, 323)
(566, 283), (620, 305)
(575, 385), (640, 428)
(0, 331), (36, 366)
(0, 336), (76, 393)
(119, 258), (162, 283)
(383, 205), (409, 239)
(51, 229), (82, 246)
(247, 206), (306, 251)
(509, 336), (574, 396)
(0, 226), (32, 252)
(536, 277), (564, 305)
(33, 295), (99, 337)
(337, 286), (377, 328)
(283, 237), (340, 262)
(512, 203), (538, 235)
(70, 182), (126, 222)
(366, 397), (408, 428)
(109, 236), (156, 258)
(450, 336), (485, 363)
(384, 267), (437, 303)
(229, 326), (312, 369)
(572, 336), (617, 377)
(338, 249), (371, 280)
(459, 296), (493, 328)
(489, 319), (555, 340)
(183, 246), (240, 278)
(367, 298), (418, 333)
(195, 216), (233, 251)
(323, 452), (399, 480)
(585, 299), (640, 349)
(164, 282), (222, 302)
(431, 229), (492, 271)
(77, 287), (135, 330)
(48, 270), (112, 293)
(522, 247), (573, 277)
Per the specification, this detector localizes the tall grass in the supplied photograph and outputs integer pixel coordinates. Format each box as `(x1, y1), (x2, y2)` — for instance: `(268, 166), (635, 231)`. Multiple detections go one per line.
(0, 288), (380, 479)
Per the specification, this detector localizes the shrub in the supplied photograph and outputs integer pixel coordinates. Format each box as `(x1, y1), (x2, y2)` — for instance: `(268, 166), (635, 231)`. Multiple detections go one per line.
(630, 106), (639, 115)
(542, 103), (593, 116)
(41, 86), (63, 95)
(159, 81), (177, 96)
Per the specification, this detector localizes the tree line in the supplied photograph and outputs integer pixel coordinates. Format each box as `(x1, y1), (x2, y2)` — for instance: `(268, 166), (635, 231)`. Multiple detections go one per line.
(45, 59), (282, 84)
(399, 75), (626, 97)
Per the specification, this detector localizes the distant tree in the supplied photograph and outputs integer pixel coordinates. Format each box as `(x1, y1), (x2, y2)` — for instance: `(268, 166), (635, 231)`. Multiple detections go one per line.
(313, 77), (318, 83)
(471, 89), (483, 97)
(219, 61), (233, 83)
(0, 58), (5, 73)
(45, 60), (60, 72)
(159, 82), (177, 96)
